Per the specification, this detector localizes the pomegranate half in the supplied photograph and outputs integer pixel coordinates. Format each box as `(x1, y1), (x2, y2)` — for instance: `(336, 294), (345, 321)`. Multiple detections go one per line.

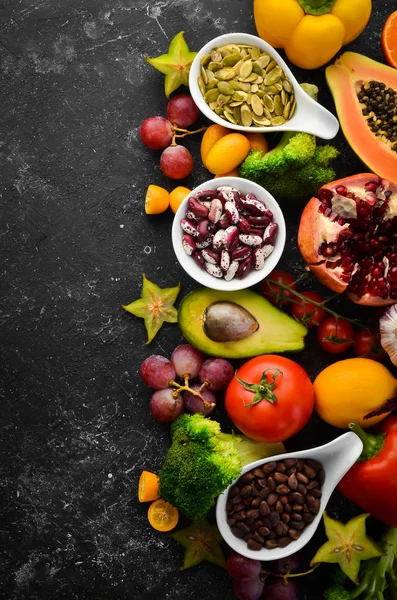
(298, 174), (397, 306)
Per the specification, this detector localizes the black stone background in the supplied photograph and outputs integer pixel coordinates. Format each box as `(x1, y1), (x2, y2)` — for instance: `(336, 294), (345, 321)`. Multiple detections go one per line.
(1, 0), (396, 599)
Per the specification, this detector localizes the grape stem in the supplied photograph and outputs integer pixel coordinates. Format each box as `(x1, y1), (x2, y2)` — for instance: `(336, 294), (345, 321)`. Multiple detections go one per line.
(171, 125), (208, 145)
(261, 563), (319, 582)
(267, 277), (368, 328)
(168, 376), (214, 409)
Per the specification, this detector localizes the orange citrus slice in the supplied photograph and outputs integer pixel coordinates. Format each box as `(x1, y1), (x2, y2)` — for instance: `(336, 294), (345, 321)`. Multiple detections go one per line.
(147, 499), (179, 532)
(145, 184), (170, 215)
(169, 186), (191, 213)
(138, 470), (160, 502)
(382, 11), (397, 69)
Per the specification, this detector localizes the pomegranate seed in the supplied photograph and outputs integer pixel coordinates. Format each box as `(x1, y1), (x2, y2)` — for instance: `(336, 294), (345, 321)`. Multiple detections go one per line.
(336, 185), (347, 195)
(364, 181), (379, 192)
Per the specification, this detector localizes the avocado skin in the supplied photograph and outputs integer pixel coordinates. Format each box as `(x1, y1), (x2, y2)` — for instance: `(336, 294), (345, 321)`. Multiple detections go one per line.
(178, 288), (307, 359)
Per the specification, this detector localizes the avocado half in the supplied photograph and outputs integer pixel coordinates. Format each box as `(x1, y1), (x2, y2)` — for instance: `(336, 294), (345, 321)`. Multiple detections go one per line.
(178, 288), (307, 359)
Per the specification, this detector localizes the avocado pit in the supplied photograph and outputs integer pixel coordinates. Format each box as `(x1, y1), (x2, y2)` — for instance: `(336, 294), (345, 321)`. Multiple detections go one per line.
(203, 301), (259, 342)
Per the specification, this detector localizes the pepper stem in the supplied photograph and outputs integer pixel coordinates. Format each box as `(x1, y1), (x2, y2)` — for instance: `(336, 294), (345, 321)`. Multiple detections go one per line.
(348, 422), (386, 462)
(297, 0), (337, 15)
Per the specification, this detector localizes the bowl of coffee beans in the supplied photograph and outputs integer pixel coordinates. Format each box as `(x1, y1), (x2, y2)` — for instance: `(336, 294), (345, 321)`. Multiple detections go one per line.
(216, 432), (363, 560)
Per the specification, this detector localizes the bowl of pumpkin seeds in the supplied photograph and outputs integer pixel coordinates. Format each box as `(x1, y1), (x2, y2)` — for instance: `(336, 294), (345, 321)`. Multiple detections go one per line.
(189, 33), (339, 139)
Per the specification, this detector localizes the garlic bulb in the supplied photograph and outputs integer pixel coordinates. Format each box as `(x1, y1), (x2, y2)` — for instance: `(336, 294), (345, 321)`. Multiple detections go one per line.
(380, 303), (397, 366)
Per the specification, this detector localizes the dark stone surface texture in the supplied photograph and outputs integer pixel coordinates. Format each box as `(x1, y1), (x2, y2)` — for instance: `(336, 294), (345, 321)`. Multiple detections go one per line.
(1, 1), (396, 599)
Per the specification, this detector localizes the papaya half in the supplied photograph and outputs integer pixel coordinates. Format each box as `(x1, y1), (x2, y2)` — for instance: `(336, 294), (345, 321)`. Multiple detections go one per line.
(326, 52), (397, 183)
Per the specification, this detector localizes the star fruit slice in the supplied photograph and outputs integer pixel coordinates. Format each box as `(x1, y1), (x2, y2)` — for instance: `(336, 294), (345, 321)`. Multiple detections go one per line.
(145, 31), (197, 98)
(170, 519), (226, 570)
(121, 274), (180, 344)
(310, 512), (382, 584)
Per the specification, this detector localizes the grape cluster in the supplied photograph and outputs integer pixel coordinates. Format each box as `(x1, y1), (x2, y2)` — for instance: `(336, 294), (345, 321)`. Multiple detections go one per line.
(226, 551), (300, 600)
(140, 344), (234, 423)
(139, 94), (202, 180)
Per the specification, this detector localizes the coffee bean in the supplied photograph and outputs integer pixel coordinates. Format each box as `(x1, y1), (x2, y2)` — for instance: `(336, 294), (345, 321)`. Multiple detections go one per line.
(252, 467), (265, 478)
(237, 521), (251, 534)
(226, 457), (324, 551)
(240, 472), (255, 485)
(278, 536), (293, 548)
(247, 539), (263, 551)
(251, 496), (261, 509)
(231, 527), (244, 539)
(267, 476), (276, 491)
(274, 472), (288, 484)
(262, 461), (277, 474)
(259, 500), (270, 516)
(303, 464), (317, 479)
(241, 485), (252, 498)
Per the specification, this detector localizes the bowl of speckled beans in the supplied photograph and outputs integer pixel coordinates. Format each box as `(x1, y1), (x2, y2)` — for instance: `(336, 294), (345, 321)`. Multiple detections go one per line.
(171, 176), (286, 291)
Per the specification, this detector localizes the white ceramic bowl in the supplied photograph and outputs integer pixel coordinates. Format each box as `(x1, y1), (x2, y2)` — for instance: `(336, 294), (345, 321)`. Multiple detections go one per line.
(189, 32), (339, 140)
(216, 432), (363, 561)
(171, 177), (286, 291)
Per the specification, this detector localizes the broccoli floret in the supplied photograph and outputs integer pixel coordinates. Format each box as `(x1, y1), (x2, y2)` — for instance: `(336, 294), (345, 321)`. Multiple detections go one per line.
(324, 585), (352, 600)
(239, 84), (339, 201)
(158, 413), (285, 520)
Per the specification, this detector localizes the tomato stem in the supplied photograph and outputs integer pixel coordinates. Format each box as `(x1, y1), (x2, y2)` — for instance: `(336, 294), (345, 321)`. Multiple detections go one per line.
(267, 278), (368, 328)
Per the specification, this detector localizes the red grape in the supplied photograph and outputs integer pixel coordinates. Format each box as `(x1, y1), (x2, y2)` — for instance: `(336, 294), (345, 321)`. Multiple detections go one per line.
(149, 388), (183, 422)
(271, 553), (300, 575)
(140, 355), (176, 389)
(262, 578), (298, 600)
(183, 383), (216, 416)
(160, 145), (193, 179)
(199, 358), (234, 391)
(140, 116), (173, 150)
(166, 94), (200, 128)
(226, 552), (261, 581)
(232, 576), (265, 600)
(170, 344), (204, 379)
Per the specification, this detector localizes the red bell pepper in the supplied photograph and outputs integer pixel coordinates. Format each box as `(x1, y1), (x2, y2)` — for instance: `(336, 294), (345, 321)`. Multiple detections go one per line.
(338, 415), (397, 528)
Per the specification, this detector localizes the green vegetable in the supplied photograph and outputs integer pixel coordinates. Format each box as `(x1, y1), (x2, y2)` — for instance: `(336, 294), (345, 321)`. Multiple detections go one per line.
(324, 585), (352, 600)
(239, 83), (339, 200)
(158, 413), (285, 520)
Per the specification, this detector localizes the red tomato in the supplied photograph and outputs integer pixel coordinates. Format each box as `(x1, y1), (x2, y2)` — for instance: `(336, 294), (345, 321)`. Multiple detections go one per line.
(354, 329), (386, 361)
(260, 269), (296, 306)
(290, 291), (326, 328)
(317, 316), (355, 354)
(224, 355), (314, 443)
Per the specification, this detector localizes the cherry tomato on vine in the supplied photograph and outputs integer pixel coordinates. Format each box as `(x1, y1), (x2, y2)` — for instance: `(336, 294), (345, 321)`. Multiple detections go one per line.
(354, 329), (386, 361)
(317, 316), (355, 354)
(260, 269), (297, 306)
(224, 355), (314, 443)
(290, 291), (326, 328)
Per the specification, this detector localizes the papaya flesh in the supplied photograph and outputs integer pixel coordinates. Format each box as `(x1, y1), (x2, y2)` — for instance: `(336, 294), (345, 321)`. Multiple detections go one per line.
(326, 52), (397, 183)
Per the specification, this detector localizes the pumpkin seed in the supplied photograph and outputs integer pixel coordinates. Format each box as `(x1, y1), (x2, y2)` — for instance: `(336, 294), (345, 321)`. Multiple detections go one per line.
(240, 60), (253, 79)
(241, 104), (253, 127)
(274, 94), (283, 116)
(197, 42), (295, 128)
(264, 66), (282, 86)
(250, 46), (261, 60)
(263, 95), (274, 112)
(218, 81), (234, 95)
(251, 94), (264, 116)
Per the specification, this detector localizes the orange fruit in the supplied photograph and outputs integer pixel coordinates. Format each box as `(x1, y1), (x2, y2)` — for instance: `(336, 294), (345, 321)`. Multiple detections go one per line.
(205, 133), (251, 175)
(147, 499), (179, 532)
(138, 470), (160, 502)
(244, 132), (269, 153)
(313, 358), (397, 429)
(214, 168), (240, 178)
(382, 11), (397, 69)
(200, 124), (231, 168)
(145, 184), (170, 215)
(169, 186), (191, 213)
